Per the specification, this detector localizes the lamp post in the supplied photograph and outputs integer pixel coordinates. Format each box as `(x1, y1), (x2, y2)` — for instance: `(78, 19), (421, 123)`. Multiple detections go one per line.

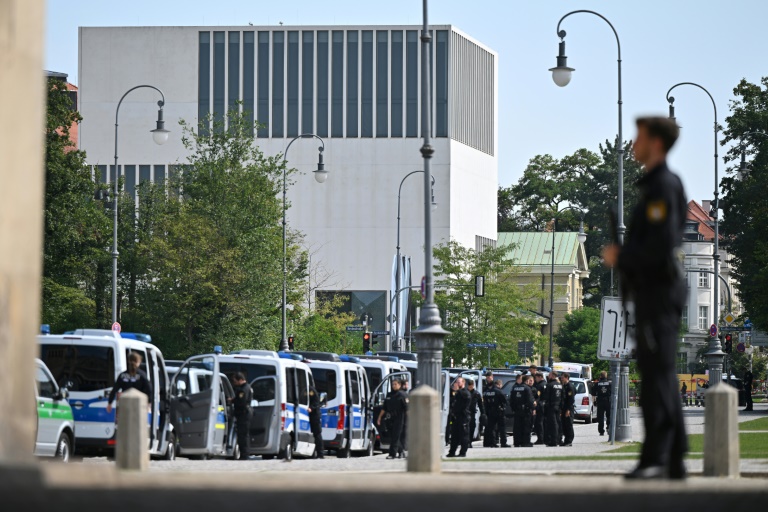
(112, 85), (169, 324)
(279, 134), (327, 352)
(393, 171), (436, 351)
(666, 83), (724, 385)
(550, 10), (631, 443)
(547, 207), (587, 368)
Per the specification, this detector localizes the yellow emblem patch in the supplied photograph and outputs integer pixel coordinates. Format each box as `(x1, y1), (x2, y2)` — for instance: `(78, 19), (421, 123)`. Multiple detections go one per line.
(646, 200), (667, 223)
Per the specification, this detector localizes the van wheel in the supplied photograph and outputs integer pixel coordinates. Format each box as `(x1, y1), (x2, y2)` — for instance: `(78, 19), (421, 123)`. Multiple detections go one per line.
(55, 433), (71, 463)
(337, 444), (350, 459)
(278, 442), (293, 461)
(229, 443), (241, 461)
(164, 433), (177, 461)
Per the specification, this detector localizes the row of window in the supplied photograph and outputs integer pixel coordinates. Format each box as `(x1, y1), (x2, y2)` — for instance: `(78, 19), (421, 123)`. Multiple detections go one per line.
(682, 305), (711, 331)
(198, 29), (450, 140)
(92, 164), (172, 199)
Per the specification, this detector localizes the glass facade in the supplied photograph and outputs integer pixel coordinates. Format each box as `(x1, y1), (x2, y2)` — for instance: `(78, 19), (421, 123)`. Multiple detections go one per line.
(272, 31), (284, 137)
(316, 31), (329, 138)
(139, 164), (151, 184)
(391, 31), (403, 138)
(406, 30), (418, 137)
(213, 32), (225, 130)
(331, 31), (343, 137)
(360, 31), (373, 138)
(228, 32), (240, 112)
(124, 165), (136, 198)
(302, 31), (314, 134)
(435, 30), (449, 137)
(153, 165), (165, 183)
(376, 31), (388, 137)
(243, 32), (255, 134)
(198, 32), (210, 134)
(257, 31), (270, 138)
(346, 31), (358, 137)
(287, 31), (299, 137)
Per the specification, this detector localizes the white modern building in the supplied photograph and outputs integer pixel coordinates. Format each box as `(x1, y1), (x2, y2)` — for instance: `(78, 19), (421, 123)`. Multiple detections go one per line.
(77, 25), (498, 335)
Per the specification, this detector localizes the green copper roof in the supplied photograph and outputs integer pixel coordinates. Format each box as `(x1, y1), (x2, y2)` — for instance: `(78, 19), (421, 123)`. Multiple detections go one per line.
(498, 232), (582, 267)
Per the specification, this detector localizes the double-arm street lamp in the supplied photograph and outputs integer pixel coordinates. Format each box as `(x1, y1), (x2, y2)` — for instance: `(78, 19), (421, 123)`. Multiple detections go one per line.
(279, 134), (327, 352)
(666, 83), (725, 385)
(393, 171), (437, 351)
(549, 10), (631, 443)
(547, 207), (587, 368)
(110, 85), (169, 324)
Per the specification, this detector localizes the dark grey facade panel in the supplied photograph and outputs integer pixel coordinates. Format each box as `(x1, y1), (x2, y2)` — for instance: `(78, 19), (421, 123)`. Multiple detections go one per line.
(302, 31), (315, 135)
(243, 32), (255, 134)
(139, 165), (151, 184)
(316, 31), (329, 138)
(391, 31), (403, 138)
(257, 31), (269, 138)
(360, 30), (373, 138)
(272, 31), (285, 137)
(346, 30), (358, 138)
(228, 32), (240, 113)
(287, 31), (299, 137)
(375, 30), (388, 138)
(198, 32), (211, 134)
(435, 30), (448, 138)
(125, 165), (136, 199)
(213, 31), (225, 131)
(331, 30), (343, 137)
(405, 30), (418, 137)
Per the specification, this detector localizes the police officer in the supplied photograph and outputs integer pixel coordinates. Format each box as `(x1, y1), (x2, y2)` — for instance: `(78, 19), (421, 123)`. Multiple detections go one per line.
(230, 372), (252, 460)
(447, 377), (471, 457)
(592, 371), (612, 436)
(543, 371), (562, 447)
(533, 373), (547, 444)
(512, 375), (535, 447)
(466, 379), (484, 448)
(603, 116), (688, 480)
(377, 379), (408, 459)
(491, 379), (510, 448)
(106, 352), (152, 414)
(308, 382), (324, 459)
(560, 373), (575, 447)
(482, 376), (498, 447)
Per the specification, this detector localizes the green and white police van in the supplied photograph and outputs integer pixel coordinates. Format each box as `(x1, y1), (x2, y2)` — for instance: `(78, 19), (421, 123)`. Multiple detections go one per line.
(35, 358), (75, 462)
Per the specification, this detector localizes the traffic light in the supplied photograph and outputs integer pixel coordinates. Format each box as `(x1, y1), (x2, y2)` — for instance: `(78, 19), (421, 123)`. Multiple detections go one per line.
(372, 333), (379, 345)
(724, 334), (732, 354)
(288, 335), (295, 351)
(363, 332), (372, 353)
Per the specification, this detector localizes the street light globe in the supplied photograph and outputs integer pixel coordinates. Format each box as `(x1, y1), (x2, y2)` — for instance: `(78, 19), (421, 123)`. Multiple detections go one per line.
(151, 127), (170, 145)
(550, 66), (574, 87)
(314, 169), (328, 184)
(577, 231), (587, 244)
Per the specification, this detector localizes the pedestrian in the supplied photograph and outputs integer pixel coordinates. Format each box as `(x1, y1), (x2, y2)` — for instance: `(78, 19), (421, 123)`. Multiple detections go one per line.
(602, 116), (688, 480)
(308, 382), (324, 459)
(543, 371), (562, 447)
(229, 372), (252, 460)
(680, 381), (687, 406)
(466, 379), (485, 448)
(377, 379), (408, 459)
(446, 377), (471, 457)
(446, 383), (458, 446)
(744, 369), (753, 411)
(106, 352), (152, 414)
(592, 371), (612, 436)
(482, 375), (497, 447)
(400, 379), (410, 452)
(560, 373), (575, 446)
(533, 373), (547, 445)
(511, 375), (535, 447)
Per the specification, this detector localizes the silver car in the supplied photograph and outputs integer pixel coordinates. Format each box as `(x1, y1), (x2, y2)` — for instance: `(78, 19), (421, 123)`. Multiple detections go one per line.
(570, 378), (597, 424)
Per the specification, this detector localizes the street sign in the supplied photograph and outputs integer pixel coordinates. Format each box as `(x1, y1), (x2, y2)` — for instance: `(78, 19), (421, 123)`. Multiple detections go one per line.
(751, 330), (768, 347)
(724, 313), (735, 325)
(597, 297), (636, 361)
(744, 318), (753, 329)
(709, 324), (718, 338)
(345, 326), (364, 332)
(517, 341), (534, 359)
(420, 276), (426, 300)
(111, 322), (121, 333)
(736, 342), (746, 354)
(373, 330), (390, 336)
(719, 326), (752, 332)
(467, 343), (497, 349)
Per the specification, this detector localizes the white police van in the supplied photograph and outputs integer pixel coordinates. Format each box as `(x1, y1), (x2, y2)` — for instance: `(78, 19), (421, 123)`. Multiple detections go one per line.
(37, 329), (174, 459)
(35, 359), (76, 462)
(213, 350), (317, 460)
(295, 352), (375, 458)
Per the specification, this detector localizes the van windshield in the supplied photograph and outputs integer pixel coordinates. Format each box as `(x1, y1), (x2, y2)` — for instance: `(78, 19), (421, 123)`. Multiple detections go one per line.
(219, 362), (276, 384)
(365, 368), (382, 392)
(310, 368), (337, 401)
(39, 344), (115, 392)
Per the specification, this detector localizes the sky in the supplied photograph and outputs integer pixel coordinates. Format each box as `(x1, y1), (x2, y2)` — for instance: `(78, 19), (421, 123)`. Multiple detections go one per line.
(45, 0), (768, 206)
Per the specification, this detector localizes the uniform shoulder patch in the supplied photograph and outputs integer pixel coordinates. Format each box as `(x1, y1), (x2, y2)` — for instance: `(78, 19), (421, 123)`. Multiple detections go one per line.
(646, 199), (667, 223)
(309, 390), (314, 396)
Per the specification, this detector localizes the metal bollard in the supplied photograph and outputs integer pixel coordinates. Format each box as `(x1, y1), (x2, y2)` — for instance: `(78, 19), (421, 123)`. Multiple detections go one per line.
(115, 388), (149, 471)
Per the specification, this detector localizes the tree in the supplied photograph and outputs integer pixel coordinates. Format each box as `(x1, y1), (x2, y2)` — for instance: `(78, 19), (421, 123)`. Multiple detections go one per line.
(431, 240), (544, 368)
(553, 307), (609, 374)
(720, 77), (768, 331)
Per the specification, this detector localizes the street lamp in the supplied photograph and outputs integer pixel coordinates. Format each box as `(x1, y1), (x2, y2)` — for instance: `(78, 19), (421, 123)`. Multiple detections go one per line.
(547, 206), (586, 368)
(393, 171), (436, 351)
(279, 133), (327, 352)
(550, 9), (630, 444)
(112, 85), (168, 324)
(666, 82), (724, 384)
(736, 131), (768, 179)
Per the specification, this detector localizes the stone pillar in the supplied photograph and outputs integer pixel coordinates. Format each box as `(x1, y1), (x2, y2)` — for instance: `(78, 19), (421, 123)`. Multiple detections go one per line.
(406, 386), (440, 473)
(704, 383), (739, 477)
(0, 0), (47, 465)
(115, 389), (149, 471)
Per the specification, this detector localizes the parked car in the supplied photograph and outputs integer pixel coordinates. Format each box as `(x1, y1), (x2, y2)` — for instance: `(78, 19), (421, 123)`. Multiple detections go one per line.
(570, 377), (597, 423)
(35, 359), (75, 462)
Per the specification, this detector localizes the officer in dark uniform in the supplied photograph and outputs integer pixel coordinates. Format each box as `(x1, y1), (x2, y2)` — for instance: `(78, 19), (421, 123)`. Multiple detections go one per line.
(560, 373), (576, 446)
(308, 383), (324, 458)
(512, 375), (535, 447)
(446, 384), (458, 447)
(543, 371), (562, 447)
(482, 377), (497, 447)
(377, 379), (408, 459)
(447, 377), (471, 457)
(491, 380), (510, 447)
(533, 373), (547, 444)
(603, 116), (688, 480)
(230, 372), (252, 460)
(106, 352), (152, 414)
(592, 371), (612, 436)
(466, 379), (484, 447)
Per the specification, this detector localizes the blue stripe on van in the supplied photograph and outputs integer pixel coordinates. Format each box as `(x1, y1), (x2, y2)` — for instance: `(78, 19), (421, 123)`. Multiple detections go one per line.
(69, 396), (115, 424)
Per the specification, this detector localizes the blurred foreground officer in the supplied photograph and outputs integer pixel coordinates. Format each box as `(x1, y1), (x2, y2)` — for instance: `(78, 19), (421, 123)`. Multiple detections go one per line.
(592, 371), (611, 436)
(560, 373), (575, 446)
(447, 377), (471, 457)
(603, 116), (688, 480)
(467, 379), (484, 447)
(533, 373), (547, 444)
(744, 369), (753, 411)
(230, 372), (252, 460)
(543, 371), (562, 447)
(377, 379), (408, 459)
(308, 382), (324, 458)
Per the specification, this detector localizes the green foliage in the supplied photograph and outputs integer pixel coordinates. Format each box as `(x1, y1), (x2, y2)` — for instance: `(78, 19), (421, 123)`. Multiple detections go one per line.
(432, 240), (545, 368)
(291, 294), (358, 354)
(726, 350), (767, 382)
(553, 307), (609, 374)
(720, 77), (768, 332)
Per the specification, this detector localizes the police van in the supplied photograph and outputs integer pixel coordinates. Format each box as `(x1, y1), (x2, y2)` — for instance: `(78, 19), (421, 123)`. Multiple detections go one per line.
(553, 362), (593, 381)
(200, 351), (317, 460)
(37, 329), (174, 459)
(35, 359), (76, 462)
(294, 352), (375, 458)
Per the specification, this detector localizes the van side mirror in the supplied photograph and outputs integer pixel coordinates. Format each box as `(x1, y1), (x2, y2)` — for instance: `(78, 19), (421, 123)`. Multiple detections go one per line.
(174, 380), (187, 396)
(55, 388), (69, 401)
(319, 392), (328, 407)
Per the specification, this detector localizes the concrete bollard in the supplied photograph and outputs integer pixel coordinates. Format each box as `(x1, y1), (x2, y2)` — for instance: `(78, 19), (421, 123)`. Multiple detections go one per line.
(703, 383), (739, 477)
(407, 385), (441, 473)
(115, 389), (149, 471)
